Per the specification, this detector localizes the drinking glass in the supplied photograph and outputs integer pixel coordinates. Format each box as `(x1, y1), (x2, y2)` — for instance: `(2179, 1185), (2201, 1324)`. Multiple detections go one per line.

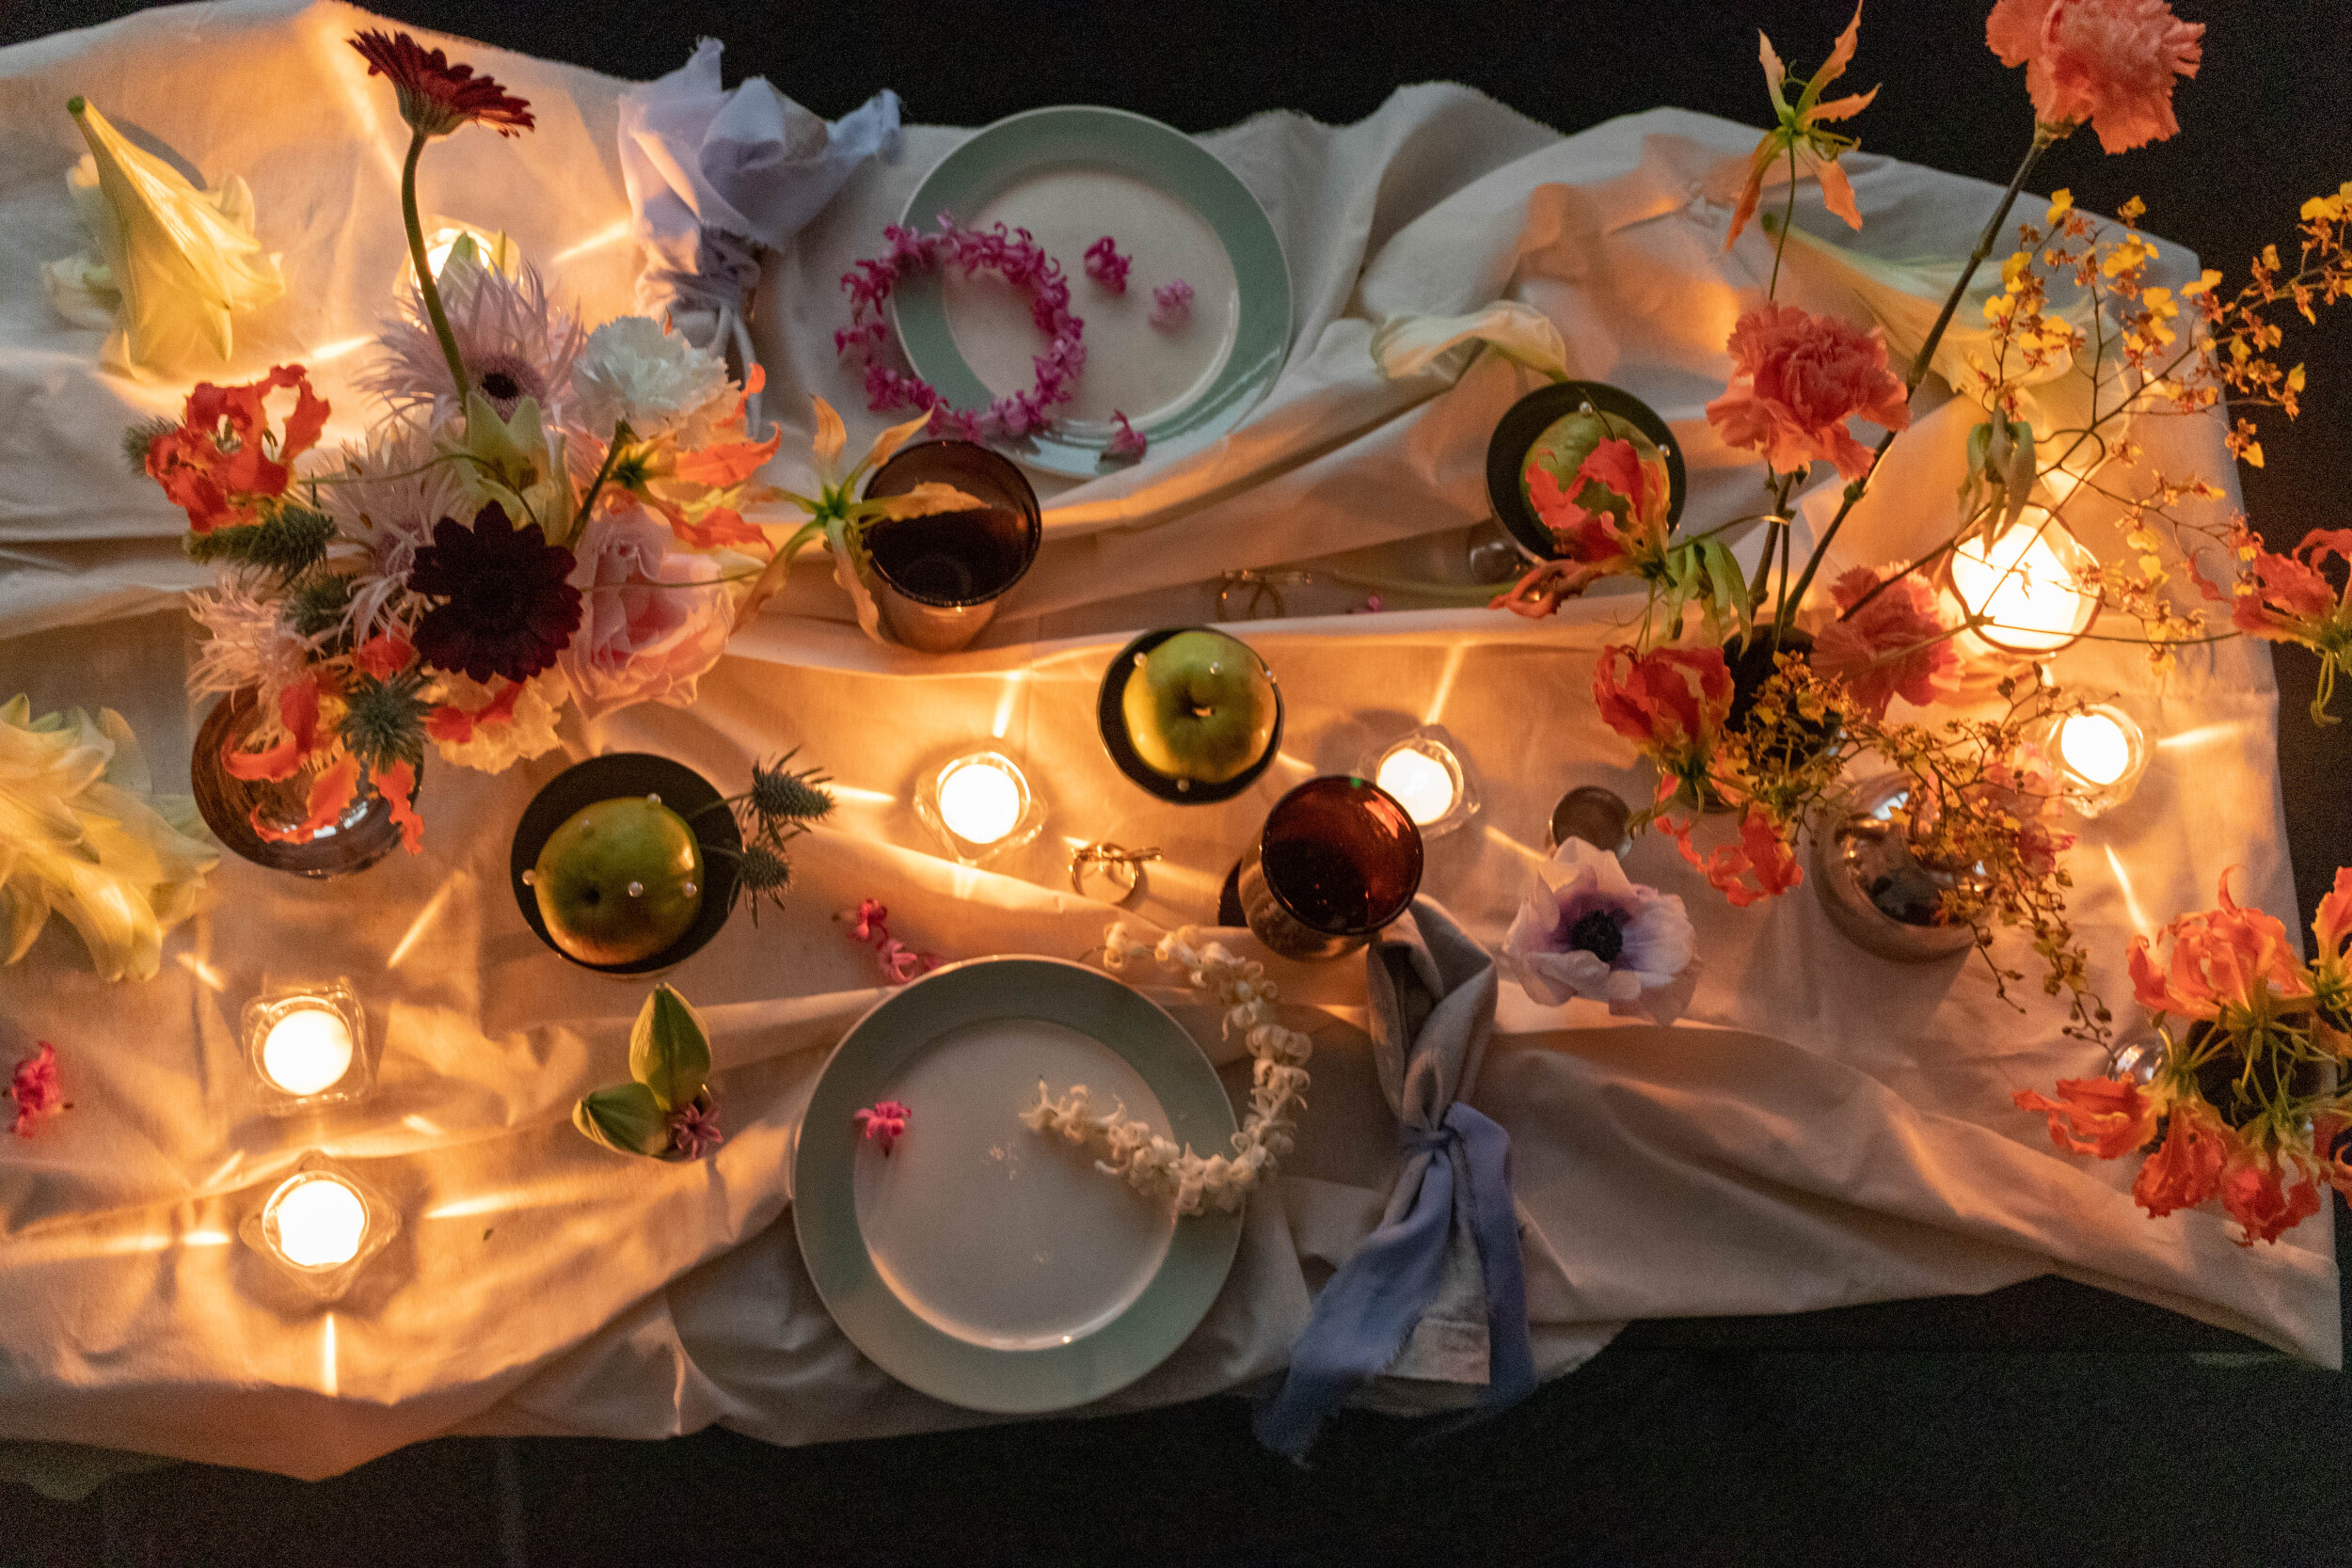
(861, 440), (1042, 653)
(1235, 776), (1423, 961)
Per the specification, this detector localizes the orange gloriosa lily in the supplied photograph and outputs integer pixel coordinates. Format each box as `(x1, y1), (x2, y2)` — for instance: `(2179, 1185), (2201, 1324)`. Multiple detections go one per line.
(2125, 868), (2311, 1023)
(1724, 2), (1878, 252)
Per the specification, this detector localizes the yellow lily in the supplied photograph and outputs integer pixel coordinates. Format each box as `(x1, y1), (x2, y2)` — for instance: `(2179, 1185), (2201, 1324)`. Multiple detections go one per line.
(49, 98), (284, 375)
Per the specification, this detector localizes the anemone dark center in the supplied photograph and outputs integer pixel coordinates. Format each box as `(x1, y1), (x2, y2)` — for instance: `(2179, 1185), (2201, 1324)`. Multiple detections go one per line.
(1567, 909), (1625, 963)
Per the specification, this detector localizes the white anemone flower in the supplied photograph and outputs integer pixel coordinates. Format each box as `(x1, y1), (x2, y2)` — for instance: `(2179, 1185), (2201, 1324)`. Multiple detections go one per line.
(1499, 836), (1696, 1014)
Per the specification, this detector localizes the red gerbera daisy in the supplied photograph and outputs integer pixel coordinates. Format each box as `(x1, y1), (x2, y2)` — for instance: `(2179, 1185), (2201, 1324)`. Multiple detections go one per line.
(349, 30), (534, 139)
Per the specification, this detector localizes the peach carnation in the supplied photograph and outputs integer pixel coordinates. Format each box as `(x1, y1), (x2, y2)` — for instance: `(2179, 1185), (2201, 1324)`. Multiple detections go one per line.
(1986, 0), (2203, 154)
(1810, 564), (1958, 719)
(1704, 302), (1911, 481)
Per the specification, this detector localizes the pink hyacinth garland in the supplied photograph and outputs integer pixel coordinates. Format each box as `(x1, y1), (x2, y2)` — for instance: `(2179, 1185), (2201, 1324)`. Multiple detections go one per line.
(835, 218), (1089, 442)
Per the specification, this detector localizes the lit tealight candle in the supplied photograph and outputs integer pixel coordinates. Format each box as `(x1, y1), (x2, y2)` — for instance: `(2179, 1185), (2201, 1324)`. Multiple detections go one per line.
(1376, 746), (1458, 827)
(2058, 711), (2133, 787)
(1950, 518), (2100, 655)
(2042, 704), (2148, 817)
(267, 1175), (368, 1269)
(261, 1006), (355, 1097)
(937, 758), (1024, 846)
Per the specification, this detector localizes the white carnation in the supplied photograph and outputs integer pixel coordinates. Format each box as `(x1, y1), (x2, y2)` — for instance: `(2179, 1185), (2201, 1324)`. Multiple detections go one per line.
(569, 316), (735, 448)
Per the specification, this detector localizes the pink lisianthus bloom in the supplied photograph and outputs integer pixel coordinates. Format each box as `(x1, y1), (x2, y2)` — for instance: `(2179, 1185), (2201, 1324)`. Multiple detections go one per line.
(1500, 838), (1694, 1013)
(7, 1043), (63, 1136)
(854, 1100), (911, 1154)
(1593, 644), (1733, 778)
(557, 507), (734, 721)
(1986, 0), (2203, 155)
(1705, 302), (1912, 481)
(2012, 1074), (2162, 1160)
(2125, 869), (2312, 1023)
(1809, 564), (1959, 718)
(2218, 1136), (2323, 1246)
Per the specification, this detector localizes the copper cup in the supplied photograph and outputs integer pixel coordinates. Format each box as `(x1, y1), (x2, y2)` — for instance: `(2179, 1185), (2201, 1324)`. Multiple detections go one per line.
(860, 440), (1042, 654)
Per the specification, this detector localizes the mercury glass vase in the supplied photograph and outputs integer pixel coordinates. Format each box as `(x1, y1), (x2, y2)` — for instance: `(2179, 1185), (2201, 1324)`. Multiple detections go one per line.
(188, 691), (406, 879)
(1809, 774), (1978, 963)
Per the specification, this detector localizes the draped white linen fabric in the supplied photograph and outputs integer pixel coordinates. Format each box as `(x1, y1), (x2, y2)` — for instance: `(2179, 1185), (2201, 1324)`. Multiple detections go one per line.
(0, 0), (2328, 1485)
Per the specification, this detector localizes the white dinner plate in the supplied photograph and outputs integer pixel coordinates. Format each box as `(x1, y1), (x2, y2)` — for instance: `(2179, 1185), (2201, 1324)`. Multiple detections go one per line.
(792, 956), (1243, 1413)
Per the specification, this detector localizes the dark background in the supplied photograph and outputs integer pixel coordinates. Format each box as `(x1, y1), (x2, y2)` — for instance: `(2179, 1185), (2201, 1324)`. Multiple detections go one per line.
(1, 2), (2347, 1563)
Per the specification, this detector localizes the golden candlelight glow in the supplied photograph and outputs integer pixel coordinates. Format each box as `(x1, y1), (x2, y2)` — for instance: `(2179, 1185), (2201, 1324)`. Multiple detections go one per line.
(1375, 746), (1458, 826)
(937, 758), (1025, 846)
(1950, 517), (2099, 654)
(267, 1176), (368, 1269)
(2058, 712), (2133, 786)
(260, 1006), (354, 1097)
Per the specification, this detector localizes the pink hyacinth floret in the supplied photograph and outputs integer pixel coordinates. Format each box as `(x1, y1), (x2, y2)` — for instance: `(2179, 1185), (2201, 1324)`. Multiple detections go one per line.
(1151, 279), (1194, 328)
(1084, 236), (1131, 293)
(668, 1100), (724, 1159)
(8, 1043), (63, 1137)
(1105, 411), (1148, 462)
(855, 1100), (912, 1154)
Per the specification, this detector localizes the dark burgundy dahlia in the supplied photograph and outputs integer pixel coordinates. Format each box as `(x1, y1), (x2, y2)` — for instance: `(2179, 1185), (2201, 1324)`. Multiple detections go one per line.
(407, 503), (580, 684)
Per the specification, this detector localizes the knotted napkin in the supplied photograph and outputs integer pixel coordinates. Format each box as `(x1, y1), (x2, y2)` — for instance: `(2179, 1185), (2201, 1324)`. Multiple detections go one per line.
(1253, 897), (1535, 1459)
(616, 39), (901, 436)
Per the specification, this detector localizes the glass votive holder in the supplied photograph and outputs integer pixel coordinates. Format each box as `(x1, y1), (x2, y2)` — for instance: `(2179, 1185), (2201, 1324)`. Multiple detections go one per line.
(1944, 512), (2103, 658)
(239, 1151), (399, 1302)
(2032, 703), (2150, 818)
(242, 981), (373, 1115)
(861, 439), (1043, 654)
(914, 750), (1045, 866)
(1236, 776), (1424, 962)
(1359, 725), (1480, 838)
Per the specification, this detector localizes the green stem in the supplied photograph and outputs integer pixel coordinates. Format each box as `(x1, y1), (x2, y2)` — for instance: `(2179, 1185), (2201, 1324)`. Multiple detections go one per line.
(400, 129), (468, 402)
(568, 423), (632, 542)
(1774, 132), (2057, 647)
(1767, 144), (1800, 300)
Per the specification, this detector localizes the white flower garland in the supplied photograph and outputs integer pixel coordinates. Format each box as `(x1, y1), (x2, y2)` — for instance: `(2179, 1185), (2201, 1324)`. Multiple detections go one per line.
(1021, 923), (1313, 1214)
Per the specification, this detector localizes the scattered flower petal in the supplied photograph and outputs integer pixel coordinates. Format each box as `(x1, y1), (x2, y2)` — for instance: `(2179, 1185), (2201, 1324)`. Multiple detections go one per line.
(1083, 236), (1131, 293)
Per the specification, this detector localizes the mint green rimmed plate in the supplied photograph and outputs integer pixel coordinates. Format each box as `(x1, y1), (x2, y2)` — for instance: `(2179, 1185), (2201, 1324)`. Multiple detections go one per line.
(893, 106), (1292, 478)
(792, 956), (1243, 1414)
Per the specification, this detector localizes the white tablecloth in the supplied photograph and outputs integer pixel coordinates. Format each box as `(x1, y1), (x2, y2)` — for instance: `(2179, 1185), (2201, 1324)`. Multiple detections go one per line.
(0, 0), (2328, 1483)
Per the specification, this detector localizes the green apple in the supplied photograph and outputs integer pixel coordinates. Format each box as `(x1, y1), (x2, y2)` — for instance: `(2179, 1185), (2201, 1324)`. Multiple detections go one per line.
(533, 796), (704, 966)
(1521, 409), (1669, 530)
(1122, 629), (1278, 784)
